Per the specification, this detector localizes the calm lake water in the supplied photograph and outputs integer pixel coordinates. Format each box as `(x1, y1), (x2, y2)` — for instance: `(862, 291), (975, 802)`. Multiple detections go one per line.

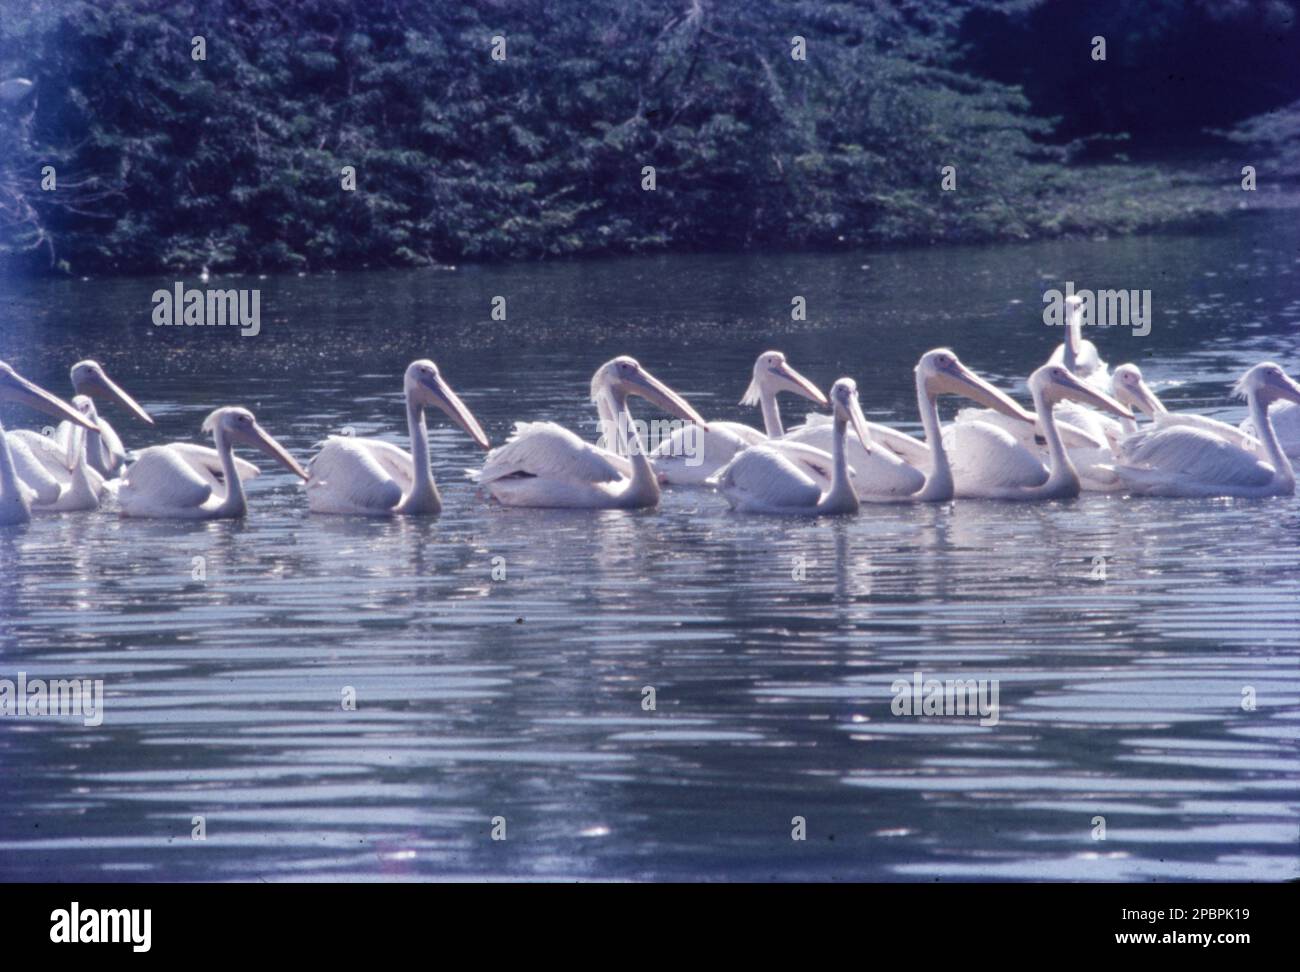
(1, 213), (1297, 882)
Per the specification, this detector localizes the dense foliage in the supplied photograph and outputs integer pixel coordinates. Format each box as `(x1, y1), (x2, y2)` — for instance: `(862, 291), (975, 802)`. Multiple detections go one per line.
(1, 0), (1297, 276)
(962, 0), (1300, 149)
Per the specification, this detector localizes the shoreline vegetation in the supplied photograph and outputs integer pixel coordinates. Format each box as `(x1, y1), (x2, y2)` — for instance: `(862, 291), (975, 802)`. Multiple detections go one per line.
(2, 0), (1299, 279)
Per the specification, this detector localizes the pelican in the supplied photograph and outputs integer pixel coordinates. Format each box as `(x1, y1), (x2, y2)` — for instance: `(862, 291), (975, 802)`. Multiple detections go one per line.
(952, 364), (1132, 500)
(306, 359), (489, 515)
(951, 363), (1172, 492)
(648, 351), (827, 485)
(1239, 401), (1300, 460)
(118, 407), (307, 519)
(476, 356), (706, 509)
(1047, 294), (1109, 388)
(0, 363), (99, 527)
(712, 377), (865, 516)
(12, 396), (108, 513)
(49, 360), (154, 478)
(949, 296), (1122, 485)
(774, 348), (1040, 501)
(1113, 362), (1300, 498)
(1107, 364), (1263, 454)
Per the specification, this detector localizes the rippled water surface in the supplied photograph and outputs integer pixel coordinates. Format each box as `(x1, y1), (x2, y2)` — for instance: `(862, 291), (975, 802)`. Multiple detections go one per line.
(1, 214), (1298, 881)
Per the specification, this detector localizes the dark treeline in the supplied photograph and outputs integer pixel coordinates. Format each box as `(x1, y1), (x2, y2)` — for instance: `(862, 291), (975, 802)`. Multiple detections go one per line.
(1, 0), (1297, 277)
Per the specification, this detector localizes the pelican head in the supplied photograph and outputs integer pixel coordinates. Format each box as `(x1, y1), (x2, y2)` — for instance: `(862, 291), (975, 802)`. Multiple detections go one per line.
(1110, 363), (1166, 417)
(1029, 364), (1133, 419)
(69, 359), (154, 425)
(916, 349), (1037, 423)
(0, 360), (96, 430)
(591, 357), (708, 428)
(1234, 362), (1300, 406)
(72, 394), (99, 422)
(740, 351), (828, 408)
(201, 407), (309, 479)
(404, 359), (490, 449)
(829, 377), (872, 447)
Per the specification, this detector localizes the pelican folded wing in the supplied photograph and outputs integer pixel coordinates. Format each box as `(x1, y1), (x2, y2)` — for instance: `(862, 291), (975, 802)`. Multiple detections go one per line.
(477, 422), (625, 485)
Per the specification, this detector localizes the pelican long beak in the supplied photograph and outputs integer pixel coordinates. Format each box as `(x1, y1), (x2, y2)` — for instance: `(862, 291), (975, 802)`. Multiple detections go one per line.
(1127, 377), (1167, 418)
(419, 372), (490, 449)
(1054, 369), (1134, 420)
(938, 359), (1037, 424)
(773, 360), (829, 408)
(625, 367), (709, 429)
(237, 422), (309, 480)
(0, 367), (97, 430)
(79, 366), (154, 425)
(846, 390), (873, 450)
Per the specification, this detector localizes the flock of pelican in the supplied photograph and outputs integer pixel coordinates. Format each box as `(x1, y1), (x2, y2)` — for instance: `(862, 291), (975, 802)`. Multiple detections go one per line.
(2, 297), (1298, 524)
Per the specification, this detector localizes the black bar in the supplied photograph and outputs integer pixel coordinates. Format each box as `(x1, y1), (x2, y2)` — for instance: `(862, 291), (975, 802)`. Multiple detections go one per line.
(0, 882), (1290, 957)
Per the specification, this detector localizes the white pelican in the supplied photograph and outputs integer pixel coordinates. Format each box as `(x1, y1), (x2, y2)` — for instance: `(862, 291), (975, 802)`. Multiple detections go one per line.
(51, 360), (154, 478)
(712, 377), (865, 516)
(1239, 401), (1300, 460)
(952, 364), (1133, 500)
(306, 359), (489, 516)
(11, 396), (107, 513)
(0, 363), (99, 527)
(119, 407), (307, 519)
(1107, 364), (1263, 455)
(780, 348), (1034, 501)
(951, 363), (1165, 492)
(948, 296), (1120, 487)
(1047, 294), (1109, 388)
(648, 351), (827, 485)
(1113, 362), (1300, 498)
(476, 356), (706, 509)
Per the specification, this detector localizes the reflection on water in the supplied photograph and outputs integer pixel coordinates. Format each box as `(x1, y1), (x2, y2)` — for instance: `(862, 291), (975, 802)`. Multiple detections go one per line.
(0, 214), (1297, 881)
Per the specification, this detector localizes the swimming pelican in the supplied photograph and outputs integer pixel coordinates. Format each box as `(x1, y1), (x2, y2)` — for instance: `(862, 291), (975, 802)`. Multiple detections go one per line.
(713, 377), (865, 515)
(952, 363), (1132, 500)
(118, 407), (307, 519)
(649, 351), (827, 484)
(1113, 362), (1300, 498)
(13, 396), (108, 513)
(306, 359), (490, 515)
(0, 363), (99, 526)
(774, 348), (1040, 501)
(951, 363), (1166, 492)
(51, 360), (154, 477)
(1107, 364), (1263, 454)
(1047, 294), (1109, 388)
(476, 356), (706, 509)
